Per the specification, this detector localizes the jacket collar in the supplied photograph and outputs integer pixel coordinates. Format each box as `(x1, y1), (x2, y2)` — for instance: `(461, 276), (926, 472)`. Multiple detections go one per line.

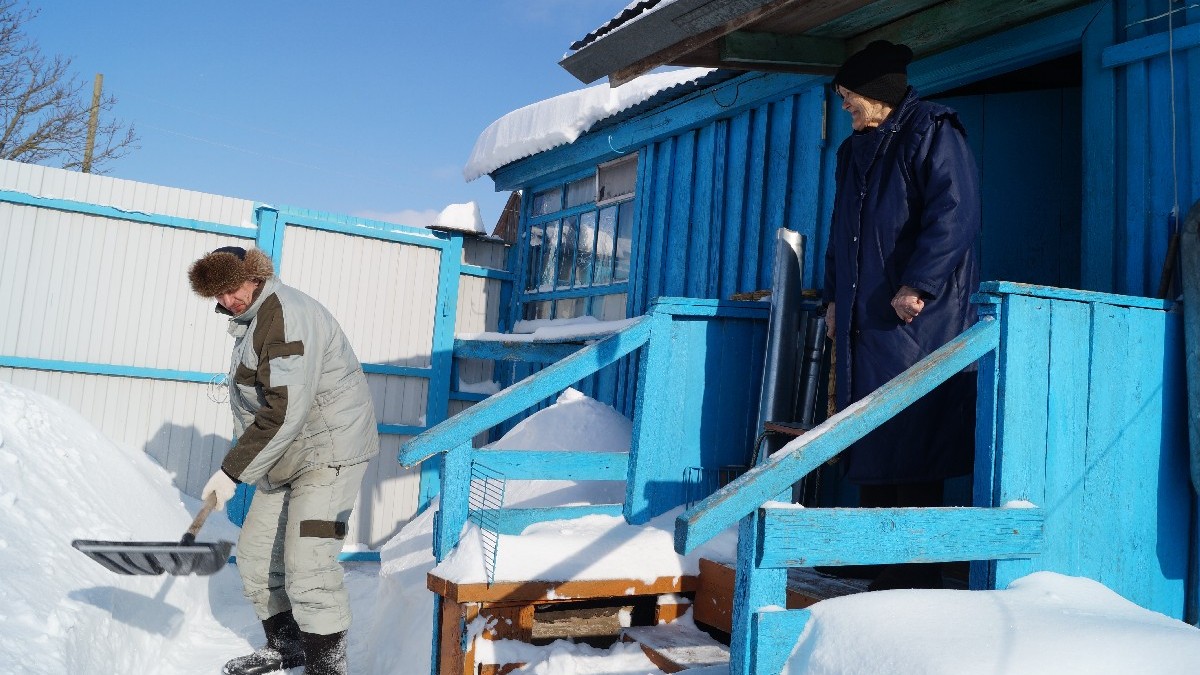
(876, 87), (920, 133)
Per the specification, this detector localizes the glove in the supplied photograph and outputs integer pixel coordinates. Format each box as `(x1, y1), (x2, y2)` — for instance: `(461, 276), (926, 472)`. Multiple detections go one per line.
(202, 469), (238, 511)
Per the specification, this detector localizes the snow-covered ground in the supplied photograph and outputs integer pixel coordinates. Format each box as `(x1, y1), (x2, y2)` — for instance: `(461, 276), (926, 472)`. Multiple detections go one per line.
(2, 381), (1199, 674)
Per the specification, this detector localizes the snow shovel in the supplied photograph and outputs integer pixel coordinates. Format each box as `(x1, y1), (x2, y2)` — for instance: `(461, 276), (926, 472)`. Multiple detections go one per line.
(71, 493), (233, 576)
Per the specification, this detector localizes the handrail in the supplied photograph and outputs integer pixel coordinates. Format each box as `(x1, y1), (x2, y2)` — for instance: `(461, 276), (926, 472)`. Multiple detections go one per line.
(399, 315), (653, 466)
(674, 316), (1001, 554)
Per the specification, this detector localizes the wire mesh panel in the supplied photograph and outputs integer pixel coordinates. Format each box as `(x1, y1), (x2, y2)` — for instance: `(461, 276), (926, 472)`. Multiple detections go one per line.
(468, 462), (506, 585)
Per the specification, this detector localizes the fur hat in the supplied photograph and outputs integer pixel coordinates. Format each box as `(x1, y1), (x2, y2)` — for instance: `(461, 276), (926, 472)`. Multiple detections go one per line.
(188, 246), (274, 297)
(833, 40), (913, 108)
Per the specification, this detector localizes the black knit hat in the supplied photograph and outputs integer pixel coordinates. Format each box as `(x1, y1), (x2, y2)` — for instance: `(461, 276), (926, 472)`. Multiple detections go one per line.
(833, 40), (913, 108)
(188, 246), (275, 297)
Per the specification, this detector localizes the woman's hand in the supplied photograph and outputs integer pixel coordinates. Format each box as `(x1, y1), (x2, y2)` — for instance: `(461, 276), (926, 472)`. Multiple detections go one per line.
(891, 286), (925, 323)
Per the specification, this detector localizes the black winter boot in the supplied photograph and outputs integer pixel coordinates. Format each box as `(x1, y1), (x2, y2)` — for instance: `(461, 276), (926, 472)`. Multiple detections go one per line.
(222, 610), (306, 675)
(300, 630), (348, 675)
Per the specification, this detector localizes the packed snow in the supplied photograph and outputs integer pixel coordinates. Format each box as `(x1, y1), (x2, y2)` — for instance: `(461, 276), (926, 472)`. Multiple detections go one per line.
(2, 381), (1199, 674)
(428, 201), (487, 235)
(463, 67), (714, 181)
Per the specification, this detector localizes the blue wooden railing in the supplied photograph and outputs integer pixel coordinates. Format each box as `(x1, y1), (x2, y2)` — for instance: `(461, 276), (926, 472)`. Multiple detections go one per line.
(675, 282), (1193, 674)
(676, 305), (1031, 675)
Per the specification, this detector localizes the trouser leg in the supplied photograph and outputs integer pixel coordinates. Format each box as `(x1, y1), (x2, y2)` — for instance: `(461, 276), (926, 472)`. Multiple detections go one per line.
(236, 482), (292, 620)
(284, 461), (369, 636)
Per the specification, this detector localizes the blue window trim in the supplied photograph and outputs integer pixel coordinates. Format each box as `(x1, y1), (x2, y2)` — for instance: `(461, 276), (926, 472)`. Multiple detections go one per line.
(522, 283), (631, 303)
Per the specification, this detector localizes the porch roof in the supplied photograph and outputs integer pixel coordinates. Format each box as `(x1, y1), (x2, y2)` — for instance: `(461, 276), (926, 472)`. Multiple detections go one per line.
(560, 0), (1092, 85)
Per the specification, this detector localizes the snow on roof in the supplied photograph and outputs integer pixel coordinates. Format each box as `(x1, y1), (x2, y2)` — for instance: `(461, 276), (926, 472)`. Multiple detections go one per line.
(463, 66), (714, 181)
(428, 201), (486, 234)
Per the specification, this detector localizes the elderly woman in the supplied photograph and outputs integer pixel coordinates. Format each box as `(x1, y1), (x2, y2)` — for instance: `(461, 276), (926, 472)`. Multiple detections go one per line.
(821, 41), (981, 590)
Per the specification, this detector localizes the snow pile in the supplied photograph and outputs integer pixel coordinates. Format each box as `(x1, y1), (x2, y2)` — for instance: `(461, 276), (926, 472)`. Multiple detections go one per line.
(4, 378), (1199, 674)
(0, 381), (247, 673)
(459, 316), (642, 343)
(785, 571), (1200, 674)
(463, 67), (713, 181)
(429, 201), (486, 234)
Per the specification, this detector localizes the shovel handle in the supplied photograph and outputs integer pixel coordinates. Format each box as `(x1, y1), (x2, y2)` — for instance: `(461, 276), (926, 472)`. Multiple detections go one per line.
(181, 492), (218, 546)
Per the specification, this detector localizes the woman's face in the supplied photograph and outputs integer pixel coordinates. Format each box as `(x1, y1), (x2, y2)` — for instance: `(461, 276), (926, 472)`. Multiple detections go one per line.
(837, 86), (892, 131)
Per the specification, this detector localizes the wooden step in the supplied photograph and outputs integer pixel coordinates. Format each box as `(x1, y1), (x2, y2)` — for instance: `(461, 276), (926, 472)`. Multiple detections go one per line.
(693, 558), (869, 634)
(622, 622), (730, 673)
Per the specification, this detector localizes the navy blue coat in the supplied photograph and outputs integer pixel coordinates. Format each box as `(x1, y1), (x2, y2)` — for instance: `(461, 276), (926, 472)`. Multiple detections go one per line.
(822, 88), (981, 485)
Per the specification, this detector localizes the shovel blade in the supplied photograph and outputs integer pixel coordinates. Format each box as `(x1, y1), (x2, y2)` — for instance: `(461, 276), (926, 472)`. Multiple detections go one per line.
(72, 539), (233, 576)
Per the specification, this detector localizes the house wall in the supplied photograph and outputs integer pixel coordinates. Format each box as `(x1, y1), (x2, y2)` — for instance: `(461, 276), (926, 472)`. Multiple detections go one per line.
(0, 159), (510, 549)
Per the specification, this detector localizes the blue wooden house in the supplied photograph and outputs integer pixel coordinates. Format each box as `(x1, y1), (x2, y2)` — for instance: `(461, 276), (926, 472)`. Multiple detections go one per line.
(402, 1), (1200, 673)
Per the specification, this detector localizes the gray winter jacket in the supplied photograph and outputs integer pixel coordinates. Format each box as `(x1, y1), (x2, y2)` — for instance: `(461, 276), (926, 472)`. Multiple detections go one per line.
(221, 277), (378, 490)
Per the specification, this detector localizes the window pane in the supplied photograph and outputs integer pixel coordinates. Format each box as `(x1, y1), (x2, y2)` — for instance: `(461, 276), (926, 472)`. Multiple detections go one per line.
(539, 220), (560, 291)
(566, 176), (596, 208)
(555, 297), (587, 320)
(526, 224), (543, 291)
(590, 293), (627, 321)
(593, 205), (617, 285)
(523, 300), (553, 321)
(614, 200), (634, 282)
(557, 215), (578, 288)
(575, 211), (597, 287)
(531, 187), (562, 217)
(598, 155), (637, 203)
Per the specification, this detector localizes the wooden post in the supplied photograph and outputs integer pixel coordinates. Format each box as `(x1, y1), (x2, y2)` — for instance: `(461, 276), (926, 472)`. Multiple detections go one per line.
(82, 74), (103, 173)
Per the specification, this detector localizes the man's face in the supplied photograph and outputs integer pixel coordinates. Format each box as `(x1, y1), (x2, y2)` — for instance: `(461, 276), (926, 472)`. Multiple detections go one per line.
(215, 279), (260, 316)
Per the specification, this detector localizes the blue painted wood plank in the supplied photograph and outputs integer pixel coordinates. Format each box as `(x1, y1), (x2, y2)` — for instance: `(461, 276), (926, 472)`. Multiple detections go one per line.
(480, 504), (625, 535)
(751, 609), (812, 675)
(977, 281), (1172, 310)
(760, 97), (793, 291)
(721, 113), (751, 301)
(676, 318), (1001, 553)
(401, 317), (652, 466)
(453, 339), (583, 364)
(1182, 199), (1200, 496)
(629, 149), (654, 316)
(1101, 21), (1200, 68)
(460, 264), (515, 281)
(434, 443), (473, 561)
(649, 296), (770, 319)
(691, 123), (716, 296)
(0, 189), (259, 238)
(730, 514), (786, 675)
(757, 506), (1044, 568)
(741, 108), (768, 293)
(377, 424), (424, 436)
(1081, 1), (1117, 292)
(666, 129), (695, 298)
(472, 450), (629, 481)
(0, 356), (220, 384)
(277, 208), (444, 249)
(1042, 298), (1091, 579)
(645, 137), (674, 304)
(706, 118), (729, 298)
(1124, 60), (1150, 295)
(990, 294), (1050, 588)
(625, 314), (678, 524)
(362, 363), (433, 378)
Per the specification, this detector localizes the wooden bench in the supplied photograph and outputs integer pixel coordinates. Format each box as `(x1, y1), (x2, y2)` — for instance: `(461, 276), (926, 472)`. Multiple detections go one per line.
(429, 570), (697, 675)
(622, 622), (730, 673)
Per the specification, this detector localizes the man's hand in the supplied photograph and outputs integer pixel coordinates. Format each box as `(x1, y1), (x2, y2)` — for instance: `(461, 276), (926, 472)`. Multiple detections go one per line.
(891, 286), (925, 323)
(825, 302), (835, 340)
(202, 470), (238, 511)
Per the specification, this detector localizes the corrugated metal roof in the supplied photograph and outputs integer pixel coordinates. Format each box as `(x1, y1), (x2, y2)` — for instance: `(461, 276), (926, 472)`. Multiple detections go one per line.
(568, 0), (668, 51)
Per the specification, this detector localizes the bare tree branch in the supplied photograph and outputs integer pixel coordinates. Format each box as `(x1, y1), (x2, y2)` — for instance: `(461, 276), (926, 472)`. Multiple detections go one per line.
(0, 1), (137, 172)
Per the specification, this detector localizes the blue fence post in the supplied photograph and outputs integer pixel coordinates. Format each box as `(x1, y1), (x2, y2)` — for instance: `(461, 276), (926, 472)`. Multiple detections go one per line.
(254, 205), (284, 263)
(625, 311), (671, 524)
(419, 233), (465, 513)
(434, 441), (473, 561)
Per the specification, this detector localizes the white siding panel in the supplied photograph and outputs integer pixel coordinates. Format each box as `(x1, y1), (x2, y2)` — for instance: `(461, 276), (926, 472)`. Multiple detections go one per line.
(0, 203), (241, 372)
(279, 225), (440, 367)
(0, 159), (256, 227)
(347, 436), (422, 547)
(0, 369), (234, 496)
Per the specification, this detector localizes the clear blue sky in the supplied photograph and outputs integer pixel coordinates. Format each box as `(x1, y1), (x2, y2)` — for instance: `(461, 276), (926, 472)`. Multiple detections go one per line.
(29, 1), (626, 228)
